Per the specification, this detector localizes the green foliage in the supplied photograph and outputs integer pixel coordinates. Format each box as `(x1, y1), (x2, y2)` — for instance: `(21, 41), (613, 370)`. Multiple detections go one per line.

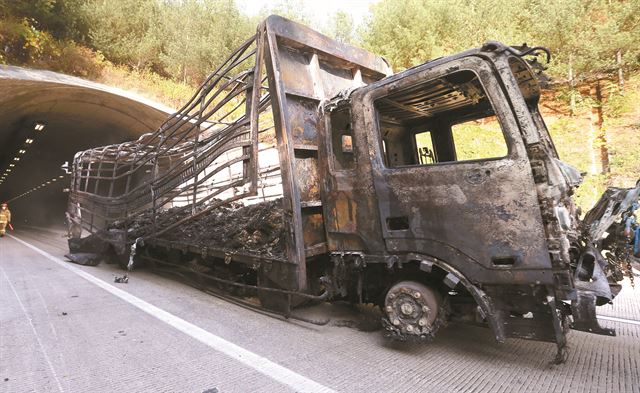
(159, 0), (252, 84)
(324, 11), (355, 44)
(603, 80), (640, 118)
(84, 0), (163, 70)
(360, 0), (531, 70)
(451, 119), (508, 161)
(80, 0), (253, 84)
(361, 0), (640, 81)
(0, 14), (104, 78)
(255, 0), (312, 25)
(360, 0), (462, 69)
(0, 0), (89, 41)
(98, 65), (194, 109)
(414, 119), (508, 163)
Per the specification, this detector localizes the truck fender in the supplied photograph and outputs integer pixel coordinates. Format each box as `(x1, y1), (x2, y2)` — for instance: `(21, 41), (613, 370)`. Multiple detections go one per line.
(411, 254), (506, 343)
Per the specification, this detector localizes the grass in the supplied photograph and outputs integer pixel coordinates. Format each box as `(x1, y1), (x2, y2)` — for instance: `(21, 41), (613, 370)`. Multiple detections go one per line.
(451, 117), (507, 161)
(96, 65), (194, 110)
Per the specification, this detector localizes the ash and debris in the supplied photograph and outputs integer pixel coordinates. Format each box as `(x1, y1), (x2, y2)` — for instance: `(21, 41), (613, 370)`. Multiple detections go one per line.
(112, 199), (287, 259)
(331, 303), (383, 332)
(293, 301), (383, 332)
(114, 274), (129, 283)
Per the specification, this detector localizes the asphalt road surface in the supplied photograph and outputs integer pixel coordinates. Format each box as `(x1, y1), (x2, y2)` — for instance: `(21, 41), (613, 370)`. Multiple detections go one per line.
(1, 227), (639, 393)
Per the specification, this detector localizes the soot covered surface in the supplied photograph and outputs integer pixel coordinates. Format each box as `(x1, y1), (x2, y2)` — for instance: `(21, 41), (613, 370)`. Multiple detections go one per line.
(115, 199), (287, 259)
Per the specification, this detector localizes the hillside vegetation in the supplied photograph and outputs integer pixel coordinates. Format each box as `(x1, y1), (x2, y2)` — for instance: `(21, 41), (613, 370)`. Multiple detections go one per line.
(0, 0), (638, 210)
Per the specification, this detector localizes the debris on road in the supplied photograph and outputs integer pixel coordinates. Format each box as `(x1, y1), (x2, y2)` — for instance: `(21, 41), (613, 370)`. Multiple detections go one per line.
(114, 275), (129, 284)
(68, 235), (109, 254)
(331, 303), (383, 332)
(64, 253), (102, 266)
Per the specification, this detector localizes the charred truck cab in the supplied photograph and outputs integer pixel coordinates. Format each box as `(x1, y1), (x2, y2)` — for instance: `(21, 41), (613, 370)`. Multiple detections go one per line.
(67, 16), (639, 362)
(319, 41), (628, 358)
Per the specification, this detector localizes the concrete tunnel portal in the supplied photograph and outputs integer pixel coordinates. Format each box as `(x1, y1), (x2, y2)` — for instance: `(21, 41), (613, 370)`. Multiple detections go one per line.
(0, 66), (172, 229)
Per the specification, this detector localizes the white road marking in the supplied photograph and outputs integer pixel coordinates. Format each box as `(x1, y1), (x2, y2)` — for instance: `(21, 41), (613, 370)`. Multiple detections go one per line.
(597, 314), (640, 326)
(0, 265), (65, 393)
(8, 234), (337, 393)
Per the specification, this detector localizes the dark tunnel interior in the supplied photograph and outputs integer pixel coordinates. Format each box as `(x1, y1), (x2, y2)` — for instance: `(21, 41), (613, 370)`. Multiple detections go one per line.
(0, 70), (170, 230)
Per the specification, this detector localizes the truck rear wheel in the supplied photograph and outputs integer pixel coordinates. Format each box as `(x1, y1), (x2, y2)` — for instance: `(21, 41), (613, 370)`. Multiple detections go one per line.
(383, 280), (445, 340)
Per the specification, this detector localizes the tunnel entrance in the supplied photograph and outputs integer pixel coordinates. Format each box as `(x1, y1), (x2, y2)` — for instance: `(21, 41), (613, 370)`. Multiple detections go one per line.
(0, 67), (171, 228)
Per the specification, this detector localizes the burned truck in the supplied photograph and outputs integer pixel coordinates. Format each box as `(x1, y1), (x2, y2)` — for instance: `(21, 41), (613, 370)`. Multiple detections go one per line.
(66, 16), (639, 361)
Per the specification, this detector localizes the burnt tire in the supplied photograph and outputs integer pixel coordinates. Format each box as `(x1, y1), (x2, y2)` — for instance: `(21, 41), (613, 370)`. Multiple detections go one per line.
(383, 280), (446, 340)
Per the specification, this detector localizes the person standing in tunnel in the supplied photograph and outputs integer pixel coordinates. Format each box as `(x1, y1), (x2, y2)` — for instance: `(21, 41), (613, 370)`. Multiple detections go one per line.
(0, 203), (11, 237)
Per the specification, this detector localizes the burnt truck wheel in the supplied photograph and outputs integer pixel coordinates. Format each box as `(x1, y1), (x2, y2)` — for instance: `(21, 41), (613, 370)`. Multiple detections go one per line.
(383, 280), (445, 340)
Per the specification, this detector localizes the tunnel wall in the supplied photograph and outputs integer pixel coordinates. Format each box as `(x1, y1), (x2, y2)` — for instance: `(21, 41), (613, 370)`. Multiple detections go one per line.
(0, 66), (173, 227)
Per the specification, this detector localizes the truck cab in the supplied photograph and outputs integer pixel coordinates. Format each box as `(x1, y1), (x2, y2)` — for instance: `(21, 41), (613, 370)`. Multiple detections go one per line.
(320, 42), (627, 356)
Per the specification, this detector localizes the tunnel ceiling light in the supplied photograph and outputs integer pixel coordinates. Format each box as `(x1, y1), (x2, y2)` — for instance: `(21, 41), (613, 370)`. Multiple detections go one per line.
(19, 149), (26, 154)
(13, 157), (20, 161)
(34, 123), (45, 131)
(9, 164), (14, 167)
(25, 138), (33, 144)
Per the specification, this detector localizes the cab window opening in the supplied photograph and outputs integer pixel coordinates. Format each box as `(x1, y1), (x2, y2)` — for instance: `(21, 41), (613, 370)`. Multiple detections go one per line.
(330, 107), (355, 170)
(374, 69), (509, 168)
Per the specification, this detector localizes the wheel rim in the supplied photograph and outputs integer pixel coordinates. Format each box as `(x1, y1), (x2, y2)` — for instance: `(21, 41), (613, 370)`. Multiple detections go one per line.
(385, 281), (442, 336)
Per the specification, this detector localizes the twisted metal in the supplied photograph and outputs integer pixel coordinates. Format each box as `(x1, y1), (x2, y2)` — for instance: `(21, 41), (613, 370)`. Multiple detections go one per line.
(68, 30), (279, 243)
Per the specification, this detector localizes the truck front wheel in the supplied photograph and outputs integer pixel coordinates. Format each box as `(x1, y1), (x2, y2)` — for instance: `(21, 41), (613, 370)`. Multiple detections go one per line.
(383, 280), (446, 340)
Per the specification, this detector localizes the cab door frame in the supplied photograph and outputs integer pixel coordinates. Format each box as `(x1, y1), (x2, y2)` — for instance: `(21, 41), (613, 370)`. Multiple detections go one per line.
(353, 55), (553, 286)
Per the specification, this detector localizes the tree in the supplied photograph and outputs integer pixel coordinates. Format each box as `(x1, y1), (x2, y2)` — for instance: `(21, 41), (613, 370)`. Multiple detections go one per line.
(84, 0), (163, 70)
(593, 0), (640, 93)
(360, 0), (530, 71)
(325, 10), (354, 44)
(256, 0), (312, 26)
(0, 0), (90, 42)
(361, 0), (457, 70)
(160, 0), (253, 84)
(519, 0), (586, 111)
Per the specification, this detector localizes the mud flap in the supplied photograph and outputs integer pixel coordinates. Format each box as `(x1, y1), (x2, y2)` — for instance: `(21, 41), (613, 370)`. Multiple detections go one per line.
(570, 291), (615, 336)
